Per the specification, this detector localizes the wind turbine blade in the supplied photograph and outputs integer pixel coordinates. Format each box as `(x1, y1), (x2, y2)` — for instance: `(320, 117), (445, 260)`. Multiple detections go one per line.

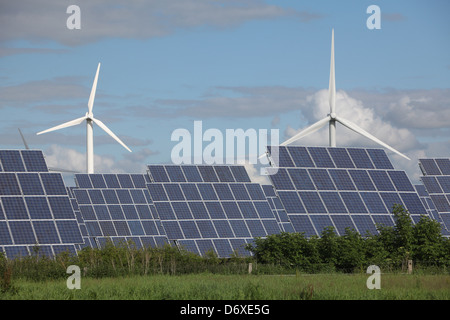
(36, 116), (87, 135)
(18, 128), (30, 149)
(329, 29), (336, 115)
(48, 167), (80, 173)
(88, 63), (101, 114)
(335, 115), (411, 160)
(280, 116), (330, 146)
(92, 118), (132, 152)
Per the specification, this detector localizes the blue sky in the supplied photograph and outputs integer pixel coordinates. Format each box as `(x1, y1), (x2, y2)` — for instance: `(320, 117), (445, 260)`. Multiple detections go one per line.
(0, 0), (449, 185)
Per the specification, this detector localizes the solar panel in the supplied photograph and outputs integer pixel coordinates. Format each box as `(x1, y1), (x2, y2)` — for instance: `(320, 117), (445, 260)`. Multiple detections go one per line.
(72, 173), (169, 249)
(266, 146), (431, 237)
(146, 165), (281, 257)
(0, 150), (83, 259)
(418, 158), (450, 236)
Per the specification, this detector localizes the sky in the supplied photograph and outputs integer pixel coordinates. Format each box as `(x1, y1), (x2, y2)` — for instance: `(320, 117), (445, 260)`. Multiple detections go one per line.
(0, 0), (449, 186)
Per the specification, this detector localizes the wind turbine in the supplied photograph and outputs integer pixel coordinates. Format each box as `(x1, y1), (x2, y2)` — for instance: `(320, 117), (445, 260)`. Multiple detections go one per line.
(277, 29), (410, 160)
(37, 63), (132, 173)
(18, 128), (79, 173)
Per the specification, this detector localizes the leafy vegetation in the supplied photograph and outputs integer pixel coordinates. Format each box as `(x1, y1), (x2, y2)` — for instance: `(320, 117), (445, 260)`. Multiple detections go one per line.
(247, 205), (450, 272)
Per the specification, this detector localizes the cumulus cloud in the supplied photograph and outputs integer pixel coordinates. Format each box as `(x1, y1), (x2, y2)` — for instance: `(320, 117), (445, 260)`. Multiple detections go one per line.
(43, 144), (157, 175)
(0, 0), (318, 46)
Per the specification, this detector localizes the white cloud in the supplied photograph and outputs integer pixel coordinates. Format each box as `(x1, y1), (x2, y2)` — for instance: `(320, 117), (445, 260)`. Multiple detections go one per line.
(0, 0), (315, 46)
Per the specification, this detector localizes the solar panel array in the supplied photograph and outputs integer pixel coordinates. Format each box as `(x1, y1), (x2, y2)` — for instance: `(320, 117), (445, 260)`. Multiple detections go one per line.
(0, 150), (83, 258)
(72, 173), (169, 249)
(266, 146), (430, 237)
(418, 158), (450, 235)
(146, 165), (282, 257)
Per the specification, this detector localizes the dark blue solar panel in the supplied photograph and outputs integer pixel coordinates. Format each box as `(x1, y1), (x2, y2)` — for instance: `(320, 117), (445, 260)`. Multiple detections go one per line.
(309, 147), (335, 168)
(310, 214), (336, 236)
(399, 193), (427, 215)
(165, 165), (186, 182)
(148, 165), (170, 182)
(340, 192), (367, 213)
(246, 220), (266, 237)
(435, 159), (450, 175)
(320, 192), (347, 213)
(213, 184), (234, 200)
(164, 184), (185, 201)
(287, 168), (315, 190)
(197, 220), (218, 238)
(245, 184), (266, 200)
(419, 159), (441, 175)
(331, 215), (357, 235)
(21, 150), (48, 172)
(2, 197), (28, 219)
(268, 168), (295, 190)
(213, 220), (234, 237)
(229, 166), (251, 182)
(327, 148), (354, 168)
(360, 192), (388, 213)
(0, 173), (21, 195)
(388, 171), (415, 192)
(308, 169), (335, 190)
(368, 170), (396, 191)
(437, 176), (450, 193)
(328, 170), (356, 190)
(286, 146), (314, 167)
(17, 173), (45, 195)
(179, 220), (201, 238)
(348, 170), (376, 191)
(352, 215), (378, 236)
(205, 202), (226, 219)
(367, 149), (394, 169)
(197, 184), (218, 200)
(230, 184), (250, 200)
(25, 197), (52, 219)
(9, 221), (36, 244)
(277, 191), (306, 213)
(214, 166), (235, 182)
(181, 184), (202, 200)
(103, 174), (121, 188)
(182, 166), (203, 182)
(41, 173), (68, 195)
(299, 191), (326, 213)
(0, 150), (25, 172)
(238, 202), (258, 219)
(290, 215), (318, 236)
(347, 148), (374, 169)
(273, 146), (295, 167)
(198, 166), (219, 182)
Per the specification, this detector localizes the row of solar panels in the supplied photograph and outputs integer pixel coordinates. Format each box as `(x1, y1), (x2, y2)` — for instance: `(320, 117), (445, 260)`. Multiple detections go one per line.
(0, 148), (448, 259)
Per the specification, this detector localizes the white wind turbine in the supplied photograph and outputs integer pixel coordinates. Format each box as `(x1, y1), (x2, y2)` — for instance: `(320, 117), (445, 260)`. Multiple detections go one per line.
(37, 63), (132, 173)
(276, 29), (410, 160)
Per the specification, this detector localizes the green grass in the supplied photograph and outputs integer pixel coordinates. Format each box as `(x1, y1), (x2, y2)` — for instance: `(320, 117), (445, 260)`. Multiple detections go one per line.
(2, 273), (449, 300)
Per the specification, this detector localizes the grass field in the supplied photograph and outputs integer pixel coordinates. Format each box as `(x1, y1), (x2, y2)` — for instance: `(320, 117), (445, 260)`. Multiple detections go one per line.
(1, 273), (449, 300)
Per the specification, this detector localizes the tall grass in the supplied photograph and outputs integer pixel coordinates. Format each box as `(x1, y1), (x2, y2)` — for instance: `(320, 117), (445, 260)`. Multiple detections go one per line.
(1, 273), (449, 300)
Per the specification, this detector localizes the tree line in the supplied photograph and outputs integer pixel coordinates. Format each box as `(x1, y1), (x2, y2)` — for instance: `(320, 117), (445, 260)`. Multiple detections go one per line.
(246, 205), (450, 272)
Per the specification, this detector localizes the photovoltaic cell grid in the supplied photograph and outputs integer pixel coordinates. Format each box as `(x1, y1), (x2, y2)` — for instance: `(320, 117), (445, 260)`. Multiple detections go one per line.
(72, 173), (169, 249)
(414, 184), (450, 236)
(418, 158), (450, 235)
(0, 150), (83, 258)
(146, 165), (282, 257)
(266, 146), (430, 237)
(262, 185), (295, 233)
